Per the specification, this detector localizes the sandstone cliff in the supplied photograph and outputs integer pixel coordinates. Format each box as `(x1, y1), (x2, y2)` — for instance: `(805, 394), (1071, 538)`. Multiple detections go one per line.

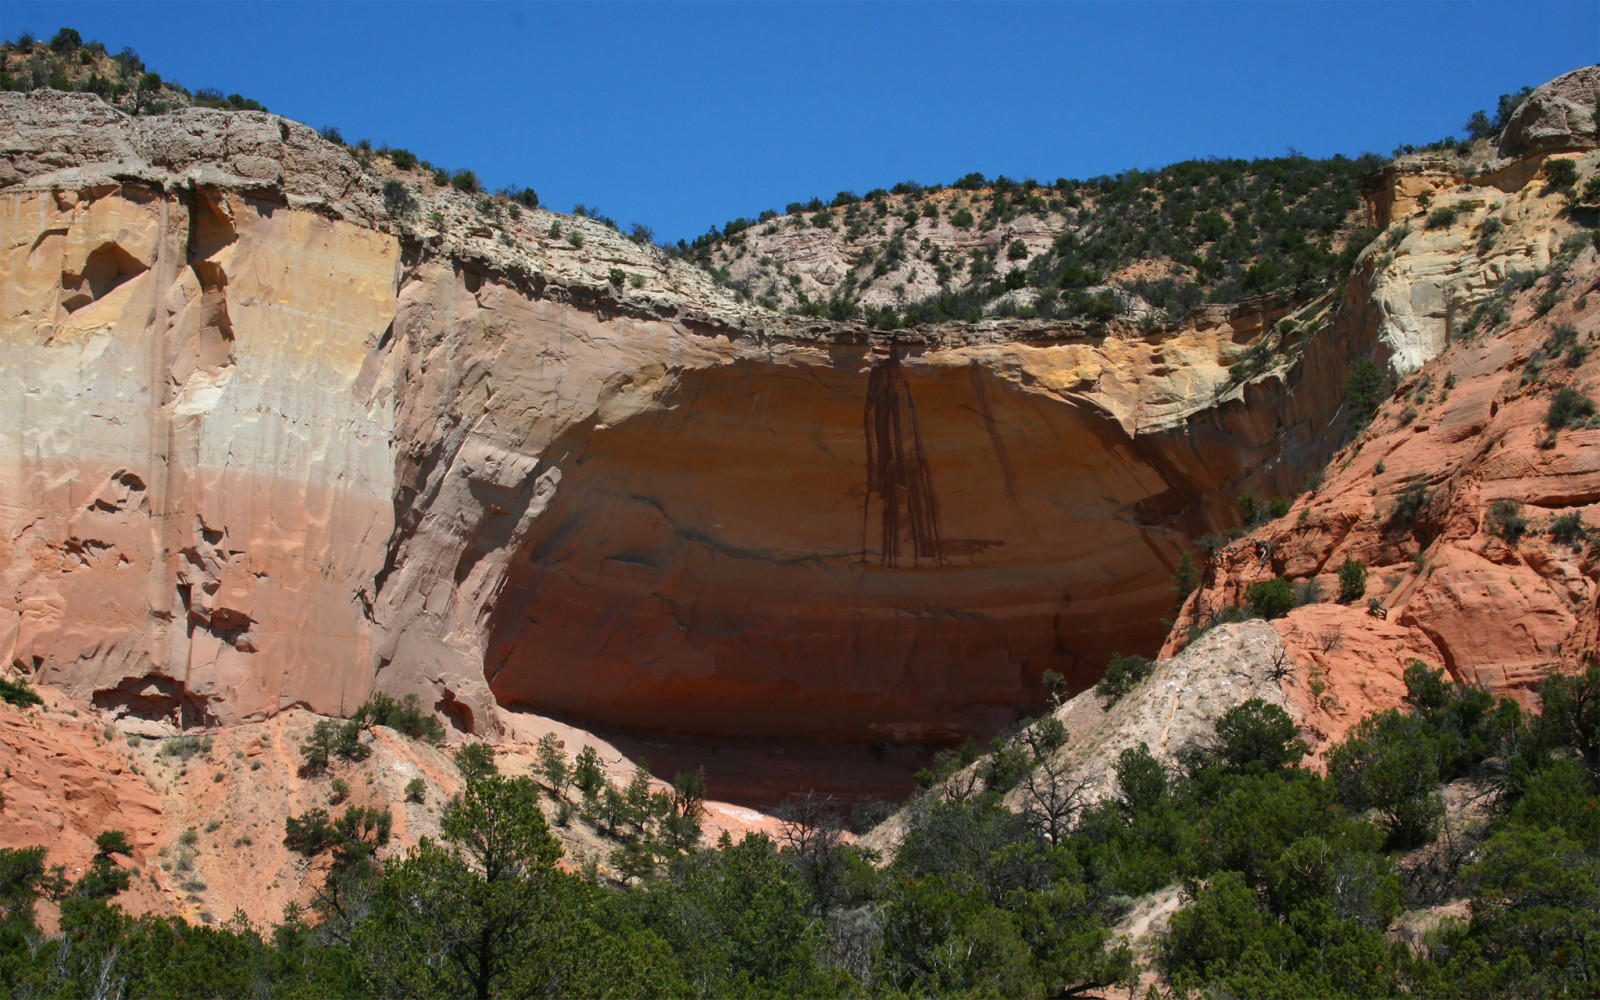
(1, 68), (1595, 751)
(1170, 155), (1600, 752)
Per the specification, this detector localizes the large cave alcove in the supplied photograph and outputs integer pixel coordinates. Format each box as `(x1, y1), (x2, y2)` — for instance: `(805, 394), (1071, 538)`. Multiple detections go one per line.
(484, 344), (1196, 744)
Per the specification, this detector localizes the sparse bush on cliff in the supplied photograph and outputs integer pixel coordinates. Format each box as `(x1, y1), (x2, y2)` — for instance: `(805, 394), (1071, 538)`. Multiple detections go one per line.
(1548, 511), (1589, 547)
(387, 147), (417, 170)
(1341, 359), (1388, 428)
(1544, 158), (1578, 193)
(353, 692), (444, 744)
(1337, 556), (1368, 603)
(158, 735), (212, 761)
(381, 179), (412, 218)
(1096, 652), (1155, 704)
(1545, 385), (1595, 432)
(1172, 552), (1199, 609)
(1246, 577), (1295, 620)
(0, 676), (42, 708)
(1425, 205), (1458, 229)
(1388, 476), (1431, 526)
(1486, 499), (1530, 543)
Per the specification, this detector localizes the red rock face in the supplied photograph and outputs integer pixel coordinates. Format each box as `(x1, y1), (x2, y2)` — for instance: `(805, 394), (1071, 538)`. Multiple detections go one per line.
(485, 348), (1198, 742)
(1171, 248), (1600, 729)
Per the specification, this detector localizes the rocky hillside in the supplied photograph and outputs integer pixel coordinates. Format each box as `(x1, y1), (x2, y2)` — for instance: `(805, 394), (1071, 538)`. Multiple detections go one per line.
(1172, 158), (1600, 740)
(689, 70), (1596, 331)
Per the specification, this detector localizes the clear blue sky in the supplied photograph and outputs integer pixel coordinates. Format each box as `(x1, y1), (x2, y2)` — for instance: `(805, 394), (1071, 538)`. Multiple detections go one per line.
(5, 1), (1595, 243)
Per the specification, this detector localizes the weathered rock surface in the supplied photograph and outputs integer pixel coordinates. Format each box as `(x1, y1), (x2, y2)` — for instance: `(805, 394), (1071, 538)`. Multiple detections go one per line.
(1, 75), (1592, 750)
(1498, 65), (1600, 159)
(0, 90), (1375, 746)
(1170, 210), (1600, 725)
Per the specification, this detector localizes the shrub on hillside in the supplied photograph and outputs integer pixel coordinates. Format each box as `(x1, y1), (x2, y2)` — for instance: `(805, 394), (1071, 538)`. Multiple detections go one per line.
(1544, 158), (1578, 191)
(353, 692), (444, 743)
(1546, 385), (1595, 431)
(1337, 556), (1367, 603)
(1486, 499), (1529, 544)
(1096, 652), (1155, 704)
(0, 676), (42, 708)
(1246, 577), (1295, 620)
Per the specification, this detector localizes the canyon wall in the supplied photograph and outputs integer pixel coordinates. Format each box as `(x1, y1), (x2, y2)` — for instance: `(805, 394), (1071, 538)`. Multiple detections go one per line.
(2, 67), (1594, 745)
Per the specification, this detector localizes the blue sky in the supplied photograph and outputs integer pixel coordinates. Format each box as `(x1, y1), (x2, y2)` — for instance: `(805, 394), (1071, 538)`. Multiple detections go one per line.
(5, 1), (1595, 242)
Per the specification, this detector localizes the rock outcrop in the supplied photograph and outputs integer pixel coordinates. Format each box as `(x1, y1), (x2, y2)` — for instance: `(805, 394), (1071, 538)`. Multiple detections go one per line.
(1, 71), (1594, 749)
(1498, 65), (1600, 159)
(1169, 164), (1600, 737)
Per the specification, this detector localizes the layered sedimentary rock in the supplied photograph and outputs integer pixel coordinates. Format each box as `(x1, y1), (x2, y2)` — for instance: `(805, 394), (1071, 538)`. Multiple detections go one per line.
(1170, 154), (1600, 718)
(2, 70), (1595, 745)
(0, 157), (397, 726)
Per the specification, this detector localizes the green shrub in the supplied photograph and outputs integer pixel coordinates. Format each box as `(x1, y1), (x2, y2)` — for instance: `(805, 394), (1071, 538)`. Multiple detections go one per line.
(1209, 699), (1306, 774)
(381, 178), (412, 217)
(608, 268), (625, 288)
(1326, 709), (1443, 848)
(1485, 499), (1529, 543)
(1342, 359), (1388, 427)
(1548, 511), (1588, 546)
(949, 208), (974, 229)
(1236, 492), (1259, 525)
(158, 735), (212, 761)
(1172, 552), (1199, 607)
(567, 230), (584, 249)
(388, 148), (417, 170)
(1096, 652), (1155, 704)
(1006, 238), (1028, 261)
(1268, 496), (1292, 519)
(405, 777), (426, 803)
(450, 170), (479, 193)
(94, 830), (132, 859)
(1544, 158), (1578, 190)
(1546, 385), (1595, 431)
(1337, 556), (1367, 603)
(1425, 206), (1458, 229)
(454, 742), (497, 782)
(0, 676), (42, 708)
(352, 694), (444, 742)
(50, 27), (82, 52)
(1246, 577), (1296, 619)
(1388, 477), (1431, 525)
